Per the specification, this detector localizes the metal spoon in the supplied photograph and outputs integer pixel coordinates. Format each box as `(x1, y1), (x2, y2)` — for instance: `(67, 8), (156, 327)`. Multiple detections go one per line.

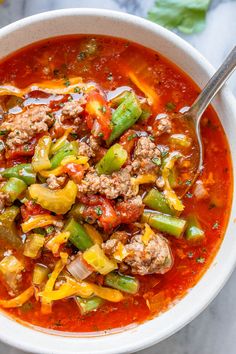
(181, 46), (236, 195)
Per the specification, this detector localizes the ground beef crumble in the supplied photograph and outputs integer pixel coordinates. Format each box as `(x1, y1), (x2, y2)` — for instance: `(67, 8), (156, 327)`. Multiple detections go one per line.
(102, 231), (173, 275)
(132, 137), (161, 174)
(46, 174), (67, 190)
(77, 167), (137, 199)
(0, 105), (54, 149)
(154, 116), (172, 136)
(0, 191), (11, 211)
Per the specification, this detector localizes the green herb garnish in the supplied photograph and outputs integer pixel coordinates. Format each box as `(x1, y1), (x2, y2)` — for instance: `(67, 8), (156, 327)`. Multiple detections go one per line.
(94, 206), (103, 216)
(212, 221), (219, 230)
(152, 157), (162, 166)
(127, 133), (137, 141)
(0, 130), (7, 136)
(64, 79), (71, 87)
(166, 102), (176, 111)
(77, 52), (87, 61)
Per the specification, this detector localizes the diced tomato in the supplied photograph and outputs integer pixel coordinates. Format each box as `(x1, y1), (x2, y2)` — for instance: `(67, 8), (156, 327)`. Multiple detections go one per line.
(119, 129), (138, 155)
(63, 163), (86, 183)
(115, 199), (144, 224)
(5, 134), (44, 160)
(5, 157), (28, 168)
(85, 90), (112, 140)
(21, 200), (50, 221)
(49, 94), (70, 110)
(79, 195), (120, 231)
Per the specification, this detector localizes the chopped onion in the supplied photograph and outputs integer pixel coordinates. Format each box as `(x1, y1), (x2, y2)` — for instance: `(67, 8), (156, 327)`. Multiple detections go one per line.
(67, 254), (92, 280)
(194, 180), (209, 200)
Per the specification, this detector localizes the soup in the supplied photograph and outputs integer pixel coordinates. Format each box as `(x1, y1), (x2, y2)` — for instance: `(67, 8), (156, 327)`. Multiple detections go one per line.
(0, 36), (232, 333)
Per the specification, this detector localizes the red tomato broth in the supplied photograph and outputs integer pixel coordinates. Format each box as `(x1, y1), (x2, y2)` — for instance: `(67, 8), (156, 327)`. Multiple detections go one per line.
(0, 35), (232, 333)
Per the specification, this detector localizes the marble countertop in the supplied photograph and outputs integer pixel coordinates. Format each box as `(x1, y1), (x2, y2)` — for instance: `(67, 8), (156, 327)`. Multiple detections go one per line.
(0, 1), (235, 353)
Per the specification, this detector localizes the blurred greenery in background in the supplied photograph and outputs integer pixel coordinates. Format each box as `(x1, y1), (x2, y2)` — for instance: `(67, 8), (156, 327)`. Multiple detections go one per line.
(148, 0), (211, 34)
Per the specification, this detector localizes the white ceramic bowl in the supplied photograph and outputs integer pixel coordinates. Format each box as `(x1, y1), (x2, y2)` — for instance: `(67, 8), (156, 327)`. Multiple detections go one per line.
(0, 8), (235, 354)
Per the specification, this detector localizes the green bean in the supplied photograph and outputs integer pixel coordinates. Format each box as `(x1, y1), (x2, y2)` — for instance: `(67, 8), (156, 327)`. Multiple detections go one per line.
(142, 211), (187, 238)
(1, 163), (36, 185)
(96, 143), (127, 175)
(76, 296), (103, 315)
(106, 92), (142, 145)
(105, 272), (139, 294)
(2, 177), (27, 202)
(64, 217), (93, 251)
(143, 189), (174, 215)
(185, 215), (205, 242)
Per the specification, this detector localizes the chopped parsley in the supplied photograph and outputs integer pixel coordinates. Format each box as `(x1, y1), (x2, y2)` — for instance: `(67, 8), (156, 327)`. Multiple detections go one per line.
(70, 132), (78, 139)
(23, 145), (29, 151)
(187, 252), (193, 258)
(98, 132), (104, 138)
(46, 226), (55, 234)
(160, 149), (169, 158)
(99, 106), (107, 114)
(77, 51), (87, 61)
(94, 206), (103, 216)
(127, 133), (137, 141)
(186, 192), (193, 198)
(74, 86), (81, 93)
(0, 130), (7, 136)
(107, 73), (113, 81)
(165, 102), (176, 111)
(47, 112), (53, 118)
(196, 257), (205, 264)
(152, 157), (161, 166)
(149, 135), (155, 142)
(212, 221), (219, 230)
(64, 79), (71, 87)
(185, 179), (192, 186)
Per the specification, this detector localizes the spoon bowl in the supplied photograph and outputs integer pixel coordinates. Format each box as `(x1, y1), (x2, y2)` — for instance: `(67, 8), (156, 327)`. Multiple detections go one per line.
(180, 46), (236, 196)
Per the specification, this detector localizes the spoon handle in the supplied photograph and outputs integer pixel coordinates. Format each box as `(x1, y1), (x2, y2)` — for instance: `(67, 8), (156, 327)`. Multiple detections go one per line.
(189, 46), (236, 121)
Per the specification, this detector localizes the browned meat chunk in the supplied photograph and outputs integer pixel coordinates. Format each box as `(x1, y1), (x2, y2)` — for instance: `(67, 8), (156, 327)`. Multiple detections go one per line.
(78, 142), (95, 158)
(102, 231), (129, 257)
(0, 105), (53, 149)
(0, 191), (11, 211)
(61, 101), (83, 118)
(55, 100), (85, 132)
(154, 116), (172, 136)
(46, 174), (67, 190)
(78, 136), (101, 158)
(125, 233), (173, 275)
(89, 136), (100, 152)
(77, 167), (137, 199)
(102, 228), (173, 276)
(132, 137), (161, 174)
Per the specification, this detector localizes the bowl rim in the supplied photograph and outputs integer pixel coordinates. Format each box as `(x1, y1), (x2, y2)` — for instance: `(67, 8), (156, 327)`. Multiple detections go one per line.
(0, 8), (236, 354)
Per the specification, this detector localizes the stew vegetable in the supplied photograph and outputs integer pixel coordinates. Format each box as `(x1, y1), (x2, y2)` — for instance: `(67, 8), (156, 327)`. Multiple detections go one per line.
(0, 35), (232, 332)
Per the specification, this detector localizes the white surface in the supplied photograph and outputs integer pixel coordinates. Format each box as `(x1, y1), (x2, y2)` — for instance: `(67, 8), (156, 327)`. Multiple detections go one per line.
(0, 1), (235, 354)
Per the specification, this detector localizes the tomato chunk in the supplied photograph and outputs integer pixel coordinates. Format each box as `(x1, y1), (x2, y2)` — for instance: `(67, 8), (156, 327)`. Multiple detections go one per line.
(85, 91), (112, 140)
